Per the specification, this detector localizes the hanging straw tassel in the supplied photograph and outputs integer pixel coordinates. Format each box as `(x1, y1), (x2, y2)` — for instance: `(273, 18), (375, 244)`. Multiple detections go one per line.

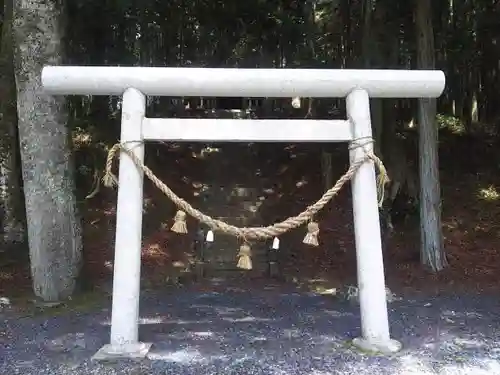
(303, 221), (319, 246)
(102, 172), (118, 188)
(370, 153), (390, 207)
(236, 243), (252, 270)
(376, 171), (389, 207)
(171, 210), (188, 234)
(102, 143), (121, 188)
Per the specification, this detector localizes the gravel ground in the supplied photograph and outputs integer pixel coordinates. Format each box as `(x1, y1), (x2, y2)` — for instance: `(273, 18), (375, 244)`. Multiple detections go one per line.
(1, 285), (500, 375)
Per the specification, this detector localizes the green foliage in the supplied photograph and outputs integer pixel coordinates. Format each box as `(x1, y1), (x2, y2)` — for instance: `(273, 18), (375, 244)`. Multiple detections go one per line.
(436, 114), (465, 134)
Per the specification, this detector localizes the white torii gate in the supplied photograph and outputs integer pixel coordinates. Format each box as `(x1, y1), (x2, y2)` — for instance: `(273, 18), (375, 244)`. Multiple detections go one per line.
(42, 66), (445, 360)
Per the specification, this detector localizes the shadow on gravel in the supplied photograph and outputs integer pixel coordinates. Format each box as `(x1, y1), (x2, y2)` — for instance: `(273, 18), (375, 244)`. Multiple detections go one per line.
(2, 288), (500, 374)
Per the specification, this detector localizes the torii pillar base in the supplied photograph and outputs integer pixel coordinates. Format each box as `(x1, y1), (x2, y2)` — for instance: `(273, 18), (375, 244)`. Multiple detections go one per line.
(92, 342), (152, 361)
(352, 337), (402, 355)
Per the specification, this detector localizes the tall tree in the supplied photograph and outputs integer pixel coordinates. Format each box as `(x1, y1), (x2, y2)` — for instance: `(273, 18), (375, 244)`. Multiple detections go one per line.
(12, 0), (82, 301)
(0, 0), (26, 245)
(360, 0), (385, 159)
(415, 0), (447, 271)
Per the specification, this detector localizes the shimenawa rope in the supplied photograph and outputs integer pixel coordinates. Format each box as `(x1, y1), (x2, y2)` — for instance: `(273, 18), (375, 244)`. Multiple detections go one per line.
(102, 138), (388, 242)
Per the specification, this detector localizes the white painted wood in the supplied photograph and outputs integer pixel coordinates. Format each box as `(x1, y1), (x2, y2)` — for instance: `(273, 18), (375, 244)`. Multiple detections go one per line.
(109, 88), (146, 347)
(347, 89), (394, 346)
(42, 66), (445, 98)
(142, 118), (352, 142)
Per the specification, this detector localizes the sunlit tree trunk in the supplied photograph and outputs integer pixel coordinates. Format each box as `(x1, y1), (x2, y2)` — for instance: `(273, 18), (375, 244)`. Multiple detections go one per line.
(415, 0), (447, 271)
(0, 0), (26, 245)
(12, 0), (83, 301)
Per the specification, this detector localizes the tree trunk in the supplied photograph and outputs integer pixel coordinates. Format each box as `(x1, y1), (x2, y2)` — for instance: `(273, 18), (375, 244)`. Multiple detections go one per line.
(360, 0), (384, 158)
(12, 0), (83, 301)
(415, 0), (447, 271)
(0, 0), (26, 245)
(303, 0), (334, 192)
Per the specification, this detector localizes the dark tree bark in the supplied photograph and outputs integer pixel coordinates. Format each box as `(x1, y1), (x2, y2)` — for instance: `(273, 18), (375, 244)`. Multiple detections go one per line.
(415, 0), (447, 271)
(12, 0), (82, 301)
(0, 0), (26, 246)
